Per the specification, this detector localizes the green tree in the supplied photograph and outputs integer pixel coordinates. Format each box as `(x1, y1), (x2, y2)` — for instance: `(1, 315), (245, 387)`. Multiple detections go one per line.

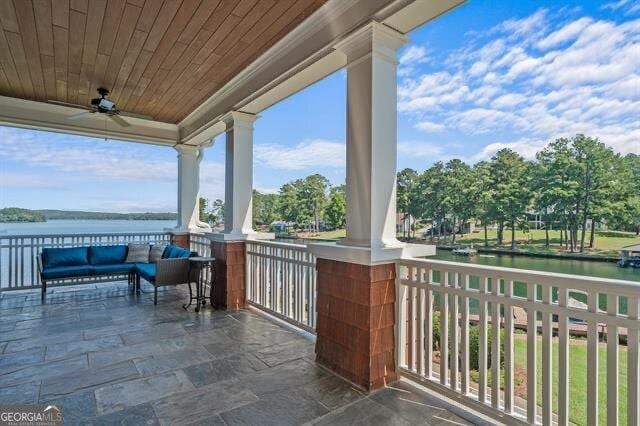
(325, 185), (346, 229)
(613, 154), (640, 235)
(208, 199), (224, 226)
(278, 181), (306, 227)
(473, 161), (494, 247)
(198, 197), (208, 223)
(489, 149), (532, 250)
(397, 168), (418, 238)
(253, 190), (279, 227)
(445, 159), (476, 243)
(413, 162), (449, 241)
(299, 174), (329, 232)
(572, 135), (618, 251)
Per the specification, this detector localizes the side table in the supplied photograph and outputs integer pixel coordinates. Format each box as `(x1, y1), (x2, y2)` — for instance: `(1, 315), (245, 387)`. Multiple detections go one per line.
(184, 256), (215, 312)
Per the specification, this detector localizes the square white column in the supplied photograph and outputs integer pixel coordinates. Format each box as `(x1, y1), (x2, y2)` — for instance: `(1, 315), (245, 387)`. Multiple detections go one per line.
(309, 22), (434, 264)
(208, 111), (272, 241)
(170, 144), (211, 233)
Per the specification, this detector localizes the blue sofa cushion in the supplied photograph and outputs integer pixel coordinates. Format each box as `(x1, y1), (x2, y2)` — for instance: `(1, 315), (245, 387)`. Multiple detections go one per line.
(89, 245), (127, 265)
(41, 265), (93, 280)
(42, 247), (89, 268)
(92, 264), (136, 275)
(163, 245), (194, 259)
(135, 263), (156, 282)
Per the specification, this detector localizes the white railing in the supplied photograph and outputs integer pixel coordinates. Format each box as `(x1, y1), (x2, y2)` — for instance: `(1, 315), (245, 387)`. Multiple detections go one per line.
(189, 232), (212, 258)
(397, 258), (640, 426)
(0, 232), (171, 290)
(246, 240), (317, 331)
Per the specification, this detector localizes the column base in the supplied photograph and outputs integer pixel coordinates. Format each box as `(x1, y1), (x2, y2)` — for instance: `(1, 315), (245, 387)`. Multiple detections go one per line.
(315, 257), (397, 391)
(210, 240), (247, 310)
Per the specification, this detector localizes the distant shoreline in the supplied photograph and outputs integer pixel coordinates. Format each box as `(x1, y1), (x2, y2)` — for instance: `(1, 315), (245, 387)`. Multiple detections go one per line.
(0, 208), (177, 223)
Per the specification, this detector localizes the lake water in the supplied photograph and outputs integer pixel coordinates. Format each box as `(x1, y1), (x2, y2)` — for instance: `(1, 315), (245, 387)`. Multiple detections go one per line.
(0, 219), (177, 235)
(433, 250), (639, 283)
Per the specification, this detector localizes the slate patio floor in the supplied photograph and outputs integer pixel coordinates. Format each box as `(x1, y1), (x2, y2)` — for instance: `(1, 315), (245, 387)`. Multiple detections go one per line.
(0, 282), (489, 425)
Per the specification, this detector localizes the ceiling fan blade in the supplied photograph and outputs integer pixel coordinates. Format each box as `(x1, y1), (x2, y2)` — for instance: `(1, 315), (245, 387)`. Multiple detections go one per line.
(120, 111), (153, 120)
(48, 100), (91, 110)
(108, 114), (131, 127)
(67, 111), (94, 120)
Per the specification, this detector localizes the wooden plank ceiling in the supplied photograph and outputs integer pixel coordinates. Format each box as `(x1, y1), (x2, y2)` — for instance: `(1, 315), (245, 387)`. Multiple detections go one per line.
(0, 0), (327, 123)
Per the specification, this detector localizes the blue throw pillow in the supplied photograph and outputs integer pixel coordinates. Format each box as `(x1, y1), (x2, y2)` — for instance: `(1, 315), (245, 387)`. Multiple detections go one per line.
(42, 247), (89, 268)
(88, 245), (127, 265)
(162, 245), (178, 259)
(162, 245), (194, 259)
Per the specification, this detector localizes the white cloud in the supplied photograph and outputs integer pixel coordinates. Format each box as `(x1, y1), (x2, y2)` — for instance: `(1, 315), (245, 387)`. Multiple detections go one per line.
(0, 126), (228, 207)
(400, 46), (428, 65)
(398, 8), (640, 158)
(254, 139), (345, 171)
(398, 141), (452, 161)
(602, 0), (640, 15)
(200, 160), (225, 200)
(415, 121), (445, 133)
(471, 138), (549, 162)
(0, 172), (65, 189)
(0, 127), (177, 181)
(490, 93), (527, 109)
(398, 45), (429, 77)
(537, 17), (593, 49)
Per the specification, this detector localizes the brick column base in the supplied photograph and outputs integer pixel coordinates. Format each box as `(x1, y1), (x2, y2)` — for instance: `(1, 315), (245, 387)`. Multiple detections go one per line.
(170, 233), (190, 249)
(315, 258), (397, 391)
(211, 241), (246, 310)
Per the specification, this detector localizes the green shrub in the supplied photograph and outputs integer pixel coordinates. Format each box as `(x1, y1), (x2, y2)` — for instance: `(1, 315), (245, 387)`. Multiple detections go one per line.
(469, 325), (505, 370)
(429, 311), (505, 371)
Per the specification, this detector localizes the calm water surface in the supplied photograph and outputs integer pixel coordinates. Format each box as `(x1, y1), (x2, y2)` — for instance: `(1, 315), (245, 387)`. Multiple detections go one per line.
(0, 219), (177, 235)
(433, 250), (639, 283)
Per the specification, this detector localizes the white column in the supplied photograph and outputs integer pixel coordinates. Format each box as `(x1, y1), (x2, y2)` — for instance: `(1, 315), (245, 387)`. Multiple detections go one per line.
(210, 111), (272, 241)
(173, 144), (200, 232)
(309, 22), (434, 264)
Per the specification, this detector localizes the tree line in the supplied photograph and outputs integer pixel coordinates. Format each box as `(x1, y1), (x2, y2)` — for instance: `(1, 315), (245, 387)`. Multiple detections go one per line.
(198, 134), (639, 252)
(398, 134), (640, 252)
(200, 174), (346, 233)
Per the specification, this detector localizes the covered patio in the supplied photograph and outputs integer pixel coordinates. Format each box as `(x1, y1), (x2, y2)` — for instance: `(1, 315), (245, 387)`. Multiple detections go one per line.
(0, 281), (484, 425)
(1, 0), (639, 425)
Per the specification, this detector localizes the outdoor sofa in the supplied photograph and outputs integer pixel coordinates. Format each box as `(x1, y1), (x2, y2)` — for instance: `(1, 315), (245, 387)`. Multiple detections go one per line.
(38, 244), (198, 304)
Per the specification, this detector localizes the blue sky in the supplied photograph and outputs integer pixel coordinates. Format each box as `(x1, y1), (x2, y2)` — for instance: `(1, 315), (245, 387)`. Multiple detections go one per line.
(1, 0), (639, 212)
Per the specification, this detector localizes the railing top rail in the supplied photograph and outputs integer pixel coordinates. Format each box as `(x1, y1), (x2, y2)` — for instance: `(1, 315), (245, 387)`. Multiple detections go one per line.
(0, 232), (171, 239)
(400, 257), (640, 296)
(246, 239), (308, 249)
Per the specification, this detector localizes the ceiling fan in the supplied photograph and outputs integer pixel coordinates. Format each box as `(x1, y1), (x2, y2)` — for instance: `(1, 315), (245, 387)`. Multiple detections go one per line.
(48, 88), (150, 127)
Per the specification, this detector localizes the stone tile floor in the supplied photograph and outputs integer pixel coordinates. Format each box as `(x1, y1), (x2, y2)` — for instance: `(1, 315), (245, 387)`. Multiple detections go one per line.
(0, 282), (490, 425)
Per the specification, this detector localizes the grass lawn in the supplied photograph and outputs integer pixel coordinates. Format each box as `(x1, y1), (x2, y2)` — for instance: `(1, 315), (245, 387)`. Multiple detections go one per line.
(513, 336), (628, 425)
(445, 229), (640, 257)
(291, 229), (346, 240)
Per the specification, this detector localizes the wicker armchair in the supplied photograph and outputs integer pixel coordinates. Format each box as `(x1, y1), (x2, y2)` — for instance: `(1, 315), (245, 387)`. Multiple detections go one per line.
(136, 257), (198, 305)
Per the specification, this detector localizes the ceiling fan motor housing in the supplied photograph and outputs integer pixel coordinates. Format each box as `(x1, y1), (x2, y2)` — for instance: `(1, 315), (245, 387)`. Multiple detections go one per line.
(98, 98), (115, 111)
